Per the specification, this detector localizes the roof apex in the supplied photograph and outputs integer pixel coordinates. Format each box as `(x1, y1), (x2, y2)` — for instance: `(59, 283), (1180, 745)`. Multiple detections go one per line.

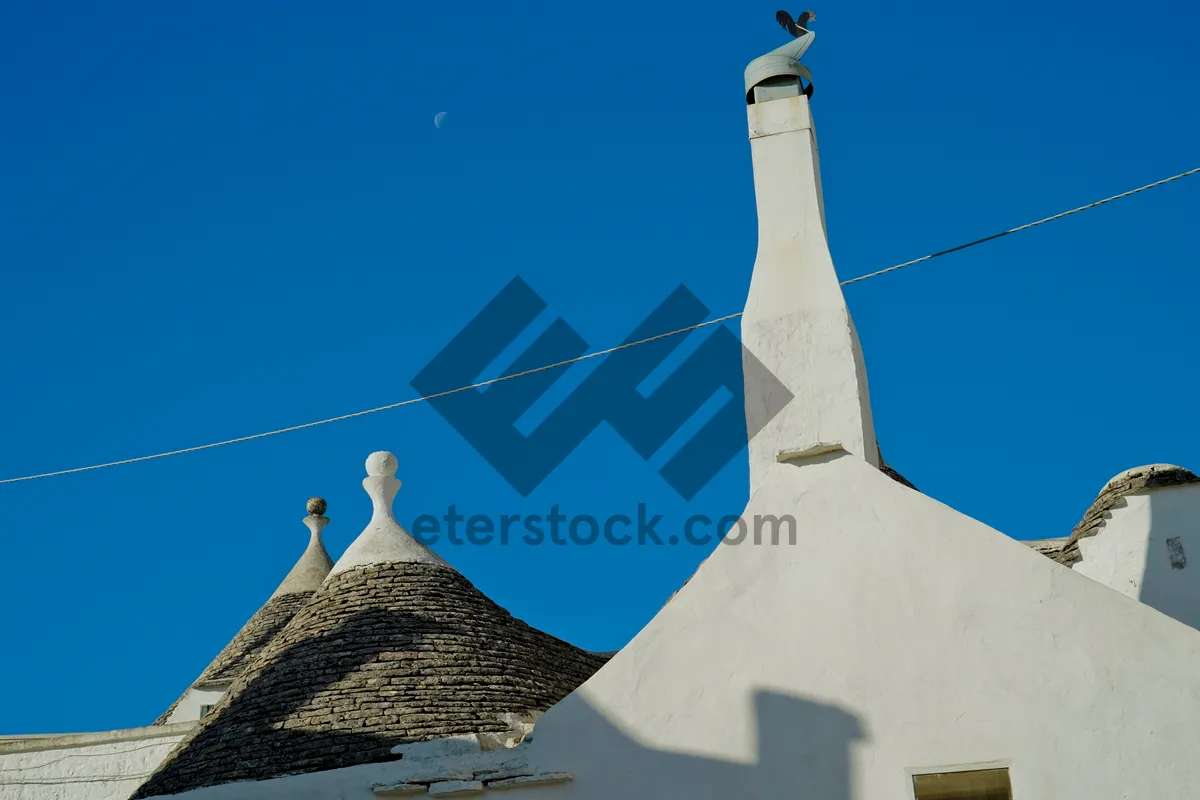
(270, 512), (335, 598)
(329, 451), (449, 576)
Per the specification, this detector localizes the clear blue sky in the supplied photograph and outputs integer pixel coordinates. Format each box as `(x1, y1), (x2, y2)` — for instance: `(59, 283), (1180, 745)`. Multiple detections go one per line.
(2, 0), (1197, 735)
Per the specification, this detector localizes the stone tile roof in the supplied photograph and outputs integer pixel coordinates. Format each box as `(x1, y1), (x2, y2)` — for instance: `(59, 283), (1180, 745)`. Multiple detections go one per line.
(877, 445), (917, 491)
(132, 561), (609, 797)
(152, 591), (316, 725)
(153, 511), (334, 726)
(1023, 538), (1068, 559)
(204, 591), (316, 686)
(1056, 465), (1200, 567)
(880, 461), (917, 491)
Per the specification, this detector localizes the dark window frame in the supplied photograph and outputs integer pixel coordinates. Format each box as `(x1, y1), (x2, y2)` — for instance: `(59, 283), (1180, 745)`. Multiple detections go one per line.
(911, 766), (1013, 800)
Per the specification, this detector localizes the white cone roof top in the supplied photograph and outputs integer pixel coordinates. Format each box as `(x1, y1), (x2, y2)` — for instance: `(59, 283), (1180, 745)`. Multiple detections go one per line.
(329, 451), (449, 575)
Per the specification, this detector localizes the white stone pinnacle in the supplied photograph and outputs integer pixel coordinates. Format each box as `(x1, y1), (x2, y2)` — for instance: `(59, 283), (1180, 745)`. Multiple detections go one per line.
(270, 499), (335, 598)
(329, 451), (449, 576)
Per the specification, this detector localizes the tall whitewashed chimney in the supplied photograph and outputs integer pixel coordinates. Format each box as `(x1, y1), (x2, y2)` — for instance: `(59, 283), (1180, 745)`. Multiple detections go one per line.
(741, 55), (878, 494)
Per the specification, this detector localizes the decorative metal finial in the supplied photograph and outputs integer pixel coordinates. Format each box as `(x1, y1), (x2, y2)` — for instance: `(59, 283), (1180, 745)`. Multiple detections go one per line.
(307, 497), (328, 517)
(746, 7), (817, 103)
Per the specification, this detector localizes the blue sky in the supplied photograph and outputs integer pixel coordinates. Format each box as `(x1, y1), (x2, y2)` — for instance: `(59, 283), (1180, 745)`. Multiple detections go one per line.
(1, 0), (1197, 735)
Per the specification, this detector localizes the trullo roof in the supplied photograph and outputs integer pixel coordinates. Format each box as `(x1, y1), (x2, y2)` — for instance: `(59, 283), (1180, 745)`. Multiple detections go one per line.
(133, 452), (608, 797)
(153, 499), (334, 724)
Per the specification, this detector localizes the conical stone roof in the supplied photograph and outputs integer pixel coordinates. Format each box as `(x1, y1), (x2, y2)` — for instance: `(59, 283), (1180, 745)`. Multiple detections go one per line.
(133, 452), (608, 797)
(153, 500), (334, 725)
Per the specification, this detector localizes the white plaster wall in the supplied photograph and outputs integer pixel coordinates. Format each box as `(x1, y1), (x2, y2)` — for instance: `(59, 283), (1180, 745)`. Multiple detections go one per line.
(1140, 485), (1200, 630)
(162, 688), (227, 726)
(1074, 494), (1152, 599)
(162, 458), (1200, 800)
(0, 727), (189, 800)
(1075, 484), (1200, 632)
(513, 456), (1200, 800)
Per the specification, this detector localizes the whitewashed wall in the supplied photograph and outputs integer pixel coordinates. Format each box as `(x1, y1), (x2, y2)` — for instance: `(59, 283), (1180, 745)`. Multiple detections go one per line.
(517, 456), (1200, 800)
(1076, 483), (1200, 630)
(161, 688), (226, 727)
(0, 725), (190, 800)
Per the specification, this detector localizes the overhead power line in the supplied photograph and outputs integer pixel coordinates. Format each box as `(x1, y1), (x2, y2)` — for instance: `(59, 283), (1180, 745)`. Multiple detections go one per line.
(840, 167), (1200, 285)
(0, 313), (742, 485)
(1, 166), (1196, 486)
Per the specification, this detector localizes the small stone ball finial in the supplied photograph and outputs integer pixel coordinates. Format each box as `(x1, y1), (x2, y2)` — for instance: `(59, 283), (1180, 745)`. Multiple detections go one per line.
(365, 451), (399, 478)
(306, 497), (327, 517)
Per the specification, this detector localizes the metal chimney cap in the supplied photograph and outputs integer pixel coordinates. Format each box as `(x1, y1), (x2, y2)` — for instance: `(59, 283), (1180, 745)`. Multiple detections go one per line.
(745, 54), (812, 104)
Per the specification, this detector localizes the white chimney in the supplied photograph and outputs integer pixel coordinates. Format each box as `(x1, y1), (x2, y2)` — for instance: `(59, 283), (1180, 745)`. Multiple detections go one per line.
(741, 56), (878, 494)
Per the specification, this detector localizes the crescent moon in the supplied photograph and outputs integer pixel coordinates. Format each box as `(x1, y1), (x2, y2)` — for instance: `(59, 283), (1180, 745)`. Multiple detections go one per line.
(434, 112), (448, 128)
